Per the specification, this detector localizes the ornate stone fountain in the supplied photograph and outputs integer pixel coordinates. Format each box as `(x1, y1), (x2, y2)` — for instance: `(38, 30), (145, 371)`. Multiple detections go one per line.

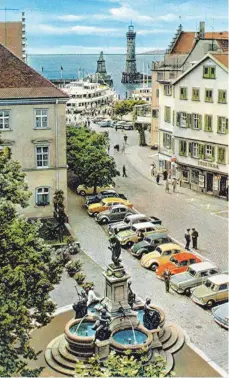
(45, 237), (185, 376)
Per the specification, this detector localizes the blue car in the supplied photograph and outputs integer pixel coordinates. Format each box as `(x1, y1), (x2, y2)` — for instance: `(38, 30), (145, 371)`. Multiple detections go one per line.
(212, 303), (229, 330)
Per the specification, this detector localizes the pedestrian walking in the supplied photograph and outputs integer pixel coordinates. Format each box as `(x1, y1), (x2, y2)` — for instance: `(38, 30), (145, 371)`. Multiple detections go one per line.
(150, 163), (155, 177)
(107, 145), (110, 154)
(165, 180), (170, 193)
(184, 229), (191, 250)
(156, 173), (160, 185)
(122, 165), (127, 177)
(121, 143), (126, 154)
(115, 125), (118, 131)
(163, 170), (168, 180)
(162, 268), (171, 293)
(114, 144), (120, 152)
(124, 134), (128, 144)
(172, 178), (177, 193)
(191, 228), (199, 249)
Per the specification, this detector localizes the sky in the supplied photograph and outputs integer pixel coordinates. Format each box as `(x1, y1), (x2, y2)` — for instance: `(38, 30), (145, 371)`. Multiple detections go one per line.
(1, 0), (228, 54)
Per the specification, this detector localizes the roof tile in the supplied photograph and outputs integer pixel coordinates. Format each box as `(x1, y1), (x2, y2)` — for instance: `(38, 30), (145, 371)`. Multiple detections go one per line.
(0, 44), (68, 99)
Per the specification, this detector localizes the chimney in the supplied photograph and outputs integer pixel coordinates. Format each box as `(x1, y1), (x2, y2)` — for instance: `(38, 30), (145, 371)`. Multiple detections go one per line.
(199, 22), (205, 39)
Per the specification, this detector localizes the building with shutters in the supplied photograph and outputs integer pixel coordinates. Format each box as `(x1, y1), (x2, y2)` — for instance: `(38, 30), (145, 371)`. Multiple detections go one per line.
(158, 52), (228, 198)
(0, 44), (69, 217)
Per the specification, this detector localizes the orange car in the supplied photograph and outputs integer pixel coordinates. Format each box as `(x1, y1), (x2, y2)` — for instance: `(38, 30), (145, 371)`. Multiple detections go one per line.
(156, 252), (202, 279)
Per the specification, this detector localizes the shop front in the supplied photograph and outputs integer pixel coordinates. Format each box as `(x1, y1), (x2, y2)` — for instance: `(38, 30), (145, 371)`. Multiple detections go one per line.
(178, 161), (228, 199)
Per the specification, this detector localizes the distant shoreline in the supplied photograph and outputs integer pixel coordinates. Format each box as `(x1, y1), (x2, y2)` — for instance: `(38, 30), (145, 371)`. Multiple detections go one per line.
(28, 53), (165, 56)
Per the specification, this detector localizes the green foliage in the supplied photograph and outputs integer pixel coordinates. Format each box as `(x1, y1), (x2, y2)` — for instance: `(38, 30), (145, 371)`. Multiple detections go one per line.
(75, 350), (170, 377)
(67, 127), (119, 193)
(0, 146), (63, 376)
(135, 124), (147, 146)
(114, 99), (146, 117)
(81, 281), (95, 291)
(74, 271), (86, 285)
(53, 190), (68, 242)
(66, 259), (82, 277)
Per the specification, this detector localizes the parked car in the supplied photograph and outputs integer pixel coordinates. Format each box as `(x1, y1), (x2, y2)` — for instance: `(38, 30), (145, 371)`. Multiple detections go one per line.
(123, 122), (134, 130)
(156, 252), (202, 279)
(191, 273), (229, 308)
(87, 197), (133, 217)
(95, 205), (136, 224)
(108, 214), (162, 235)
(85, 190), (127, 208)
(115, 121), (126, 129)
(131, 234), (172, 259)
(97, 120), (111, 127)
(116, 222), (168, 248)
(170, 262), (220, 295)
(212, 303), (229, 330)
(140, 243), (183, 271)
(77, 185), (114, 196)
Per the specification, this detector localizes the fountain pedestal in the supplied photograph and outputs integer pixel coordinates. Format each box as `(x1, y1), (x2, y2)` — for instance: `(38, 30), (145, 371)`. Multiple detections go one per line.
(95, 339), (110, 360)
(102, 264), (131, 314)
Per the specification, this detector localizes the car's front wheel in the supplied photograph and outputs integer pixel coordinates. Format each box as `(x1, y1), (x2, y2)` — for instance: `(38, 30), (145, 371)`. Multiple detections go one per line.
(126, 241), (133, 248)
(150, 263), (158, 272)
(92, 212), (99, 217)
(100, 217), (108, 224)
(206, 299), (215, 309)
(184, 288), (191, 296)
(79, 190), (86, 196)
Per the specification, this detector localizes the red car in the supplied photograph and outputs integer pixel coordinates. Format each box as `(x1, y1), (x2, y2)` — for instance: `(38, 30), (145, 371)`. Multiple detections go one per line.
(156, 252), (202, 279)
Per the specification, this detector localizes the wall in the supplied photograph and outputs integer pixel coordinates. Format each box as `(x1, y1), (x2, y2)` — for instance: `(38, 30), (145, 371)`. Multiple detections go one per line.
(0, 22), (22, 58)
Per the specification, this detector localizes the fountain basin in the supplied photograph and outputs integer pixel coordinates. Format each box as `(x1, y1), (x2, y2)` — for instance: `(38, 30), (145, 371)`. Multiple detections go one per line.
(111, 324), (152, 355)
(65, 316), (96, 357)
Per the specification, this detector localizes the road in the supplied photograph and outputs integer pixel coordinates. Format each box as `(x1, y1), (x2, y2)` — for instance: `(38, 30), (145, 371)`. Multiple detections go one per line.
(53, 123), (228, 373)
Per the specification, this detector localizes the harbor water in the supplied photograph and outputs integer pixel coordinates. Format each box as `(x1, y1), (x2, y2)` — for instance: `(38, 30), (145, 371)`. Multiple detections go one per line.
(27, 54), (163, 98)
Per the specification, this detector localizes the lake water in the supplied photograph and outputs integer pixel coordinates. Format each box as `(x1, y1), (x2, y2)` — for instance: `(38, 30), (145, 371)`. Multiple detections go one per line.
(27, 54), (163, 98)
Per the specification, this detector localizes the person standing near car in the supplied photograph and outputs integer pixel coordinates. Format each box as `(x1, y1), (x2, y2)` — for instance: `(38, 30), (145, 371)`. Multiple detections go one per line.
(191, 228), (199, 249)
(124, 134), (128, 144)
(163, 268), (171, 293)
(184, 229), (191, 250)
(122, 165), (127, 177)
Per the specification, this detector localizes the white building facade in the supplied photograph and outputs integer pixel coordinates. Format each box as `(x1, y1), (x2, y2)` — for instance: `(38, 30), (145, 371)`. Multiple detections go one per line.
(158, 53), (228, 198)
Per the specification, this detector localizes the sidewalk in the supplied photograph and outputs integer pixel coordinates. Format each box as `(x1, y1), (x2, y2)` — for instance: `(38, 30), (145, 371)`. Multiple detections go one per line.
(124, 144), (228, 217)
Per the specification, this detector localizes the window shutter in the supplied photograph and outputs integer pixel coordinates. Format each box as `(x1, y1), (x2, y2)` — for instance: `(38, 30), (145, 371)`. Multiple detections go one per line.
(189, 142), (192, 156)
(217, 116), (221, 133)
(204, 115), (208, 131)
(201, 144), (205, 159)
(176, 112), (180, 127)
(211, 146), (215, 161)
(163, 133), (166, 145)
(171, 137), (175, 153)
(179, 140), (182, 155)
(186, 113), (191, 128)
(198, 144), (202, 158)
(226, 119), (228, 134)
(172, 110), (175, 126)
(218, 90), (222, 103)
(191, 113), (194, 128)
(184, 141), (187, 155)
(198, 114), (202, 129)
(184, 88), (187, 99)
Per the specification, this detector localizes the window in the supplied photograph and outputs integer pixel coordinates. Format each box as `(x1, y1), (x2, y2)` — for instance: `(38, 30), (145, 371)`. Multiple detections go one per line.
(192, 143), (199, 158)
(179, 140), (187, 156)
(182, 169), (189, 183)
(203, 66), (216, 79)
(157, 72), (163, 81)
(163, 133), (172, 149)
(205, 89), (213, 102)
(204, 114), (213, 131)
(164, 106), (171, 123)
(219, 284), (227, 291)
(180, 112), (187, 128)
(191, 170), (199, 184)
(192, 88), (200, 101)
(0, 110), (10, 130)
(156, 89), (159, 98)
(192, 113), (200, 129)
(36, 187), (50, 206)
(169, 72), (175, 79)
(218, 90), (227, 104)
(180, 87), (187, 100)
(217, 117), (228, 134)
(205, 144), (214, 160)
(36, 146), (49, 168)
(35, 109), (48, 129)
(218, 147), (226, 164)
(164, 85), (172, 96)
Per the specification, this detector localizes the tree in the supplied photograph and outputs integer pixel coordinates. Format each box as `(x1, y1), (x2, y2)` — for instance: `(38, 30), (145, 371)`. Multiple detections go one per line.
(114, 99), (146, 118)
(67, 127), (120, 194)
(53, 190), (67, 242)
(75, 350), (170, 377)
(0, 146), (63, 376)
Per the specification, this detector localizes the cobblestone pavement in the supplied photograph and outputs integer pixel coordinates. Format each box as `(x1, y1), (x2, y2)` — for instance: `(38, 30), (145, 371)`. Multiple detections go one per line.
(64, 189), (228, 374)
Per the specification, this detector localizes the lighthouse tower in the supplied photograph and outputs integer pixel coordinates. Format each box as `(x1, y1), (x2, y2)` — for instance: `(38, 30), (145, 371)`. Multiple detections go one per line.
(121, 24), (140, 83)
(96, 51), (107, 74)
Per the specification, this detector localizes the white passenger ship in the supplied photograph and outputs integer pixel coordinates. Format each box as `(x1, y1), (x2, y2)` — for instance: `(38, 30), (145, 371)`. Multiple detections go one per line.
(63, 80), (117, 125)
